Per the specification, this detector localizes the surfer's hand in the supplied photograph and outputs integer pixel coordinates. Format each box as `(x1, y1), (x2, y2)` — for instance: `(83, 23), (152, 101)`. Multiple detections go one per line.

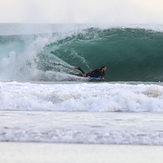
(102, 77), (105, 80)
(82, 74), (86, 77)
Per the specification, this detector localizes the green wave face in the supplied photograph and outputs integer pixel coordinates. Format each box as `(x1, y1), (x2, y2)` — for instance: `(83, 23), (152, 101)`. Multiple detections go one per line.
(46, 28), (163, 81)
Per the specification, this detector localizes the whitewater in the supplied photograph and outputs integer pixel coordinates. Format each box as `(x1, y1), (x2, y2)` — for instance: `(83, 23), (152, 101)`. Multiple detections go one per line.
(0, 23), (163, 145)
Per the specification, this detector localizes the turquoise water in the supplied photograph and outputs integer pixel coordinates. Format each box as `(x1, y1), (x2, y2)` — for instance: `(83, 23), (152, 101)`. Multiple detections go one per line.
(0, 24), (163, 82)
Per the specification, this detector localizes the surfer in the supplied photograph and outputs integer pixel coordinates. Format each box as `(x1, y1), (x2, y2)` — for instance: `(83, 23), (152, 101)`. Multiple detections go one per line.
(73, 66), (107, 80)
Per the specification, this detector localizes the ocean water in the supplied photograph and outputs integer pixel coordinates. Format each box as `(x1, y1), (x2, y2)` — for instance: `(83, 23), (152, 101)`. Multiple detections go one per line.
(0, 23), (163, 145)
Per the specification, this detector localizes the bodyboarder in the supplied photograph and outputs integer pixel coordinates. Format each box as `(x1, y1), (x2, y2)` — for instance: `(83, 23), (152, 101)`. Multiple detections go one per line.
(73, 66), (107, 80)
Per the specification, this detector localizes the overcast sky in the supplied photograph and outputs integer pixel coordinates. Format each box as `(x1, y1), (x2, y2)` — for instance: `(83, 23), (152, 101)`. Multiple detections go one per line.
(0, 0), (163, 24)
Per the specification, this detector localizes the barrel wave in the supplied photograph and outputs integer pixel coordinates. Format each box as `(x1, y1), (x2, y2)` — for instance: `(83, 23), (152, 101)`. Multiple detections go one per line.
(0, 27), (163, 82)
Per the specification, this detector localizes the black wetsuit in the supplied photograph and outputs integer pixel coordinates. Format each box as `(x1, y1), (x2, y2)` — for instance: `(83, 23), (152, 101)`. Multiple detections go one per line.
(87, 69), (105, 78)
(78, 68), (105, 78)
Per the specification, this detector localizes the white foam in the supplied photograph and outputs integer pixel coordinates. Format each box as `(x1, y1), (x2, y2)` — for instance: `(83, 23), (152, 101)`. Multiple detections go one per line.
(1, 82), (163, 112)
(0, 111), (163, 145)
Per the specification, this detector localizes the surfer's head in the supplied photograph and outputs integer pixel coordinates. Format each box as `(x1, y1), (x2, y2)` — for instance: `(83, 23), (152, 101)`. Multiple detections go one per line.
(100, 66), (107, 72)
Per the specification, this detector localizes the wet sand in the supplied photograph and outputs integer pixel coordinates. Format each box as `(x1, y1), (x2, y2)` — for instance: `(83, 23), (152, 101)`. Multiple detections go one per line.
(0, 142), (163, 163)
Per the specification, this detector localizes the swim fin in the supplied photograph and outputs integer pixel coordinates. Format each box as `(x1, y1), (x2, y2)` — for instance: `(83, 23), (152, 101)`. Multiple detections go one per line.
(73, 68), (79, 70)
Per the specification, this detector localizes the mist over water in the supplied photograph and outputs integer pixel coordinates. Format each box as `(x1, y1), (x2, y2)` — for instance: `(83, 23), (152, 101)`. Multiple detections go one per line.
(1, 0), (163, 24)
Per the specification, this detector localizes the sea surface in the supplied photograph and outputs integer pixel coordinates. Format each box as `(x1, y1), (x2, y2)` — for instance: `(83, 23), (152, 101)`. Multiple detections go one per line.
(0, 23), (163, 145)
